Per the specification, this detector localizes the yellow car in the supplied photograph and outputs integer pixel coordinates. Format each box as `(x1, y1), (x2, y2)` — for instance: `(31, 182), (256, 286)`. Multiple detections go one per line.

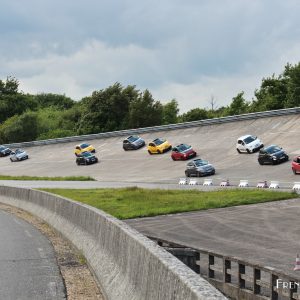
(147, 138), (172, 154)
(74, 143), (96, 156)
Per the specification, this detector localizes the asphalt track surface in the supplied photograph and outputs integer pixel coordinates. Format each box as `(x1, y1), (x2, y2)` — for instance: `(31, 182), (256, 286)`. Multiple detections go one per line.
(0, 113), (300, 284)
(0, 209), (65, 299)
(0, 114), (300, 186)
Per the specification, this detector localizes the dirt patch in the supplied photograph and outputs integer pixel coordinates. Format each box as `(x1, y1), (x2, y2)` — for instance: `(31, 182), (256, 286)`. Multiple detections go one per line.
(0, 203), (104, 300)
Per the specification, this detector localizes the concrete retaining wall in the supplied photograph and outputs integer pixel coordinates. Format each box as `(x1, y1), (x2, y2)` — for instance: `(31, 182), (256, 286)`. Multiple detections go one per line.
(0, 186), (226, 300)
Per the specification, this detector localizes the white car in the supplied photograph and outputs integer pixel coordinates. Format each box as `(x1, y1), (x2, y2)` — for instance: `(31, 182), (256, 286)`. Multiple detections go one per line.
(236, 135), (263, 153)
(10, 149), (29, 162)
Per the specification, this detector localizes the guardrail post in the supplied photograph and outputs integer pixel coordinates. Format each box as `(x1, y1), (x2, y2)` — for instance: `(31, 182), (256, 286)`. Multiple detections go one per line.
(195, 252), (200, 274)
(270, 274), (279, 300)
(253, 268), (261, 294)
(238, 263), (246, 289)
(208, 255), (215, 278)
(223, 259), (231, 283)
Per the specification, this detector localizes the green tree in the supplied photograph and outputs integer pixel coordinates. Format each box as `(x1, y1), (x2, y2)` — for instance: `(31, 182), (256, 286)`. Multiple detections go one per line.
(225, 92), (249, 115)
(127, 89), (163, 128)
(162, 99), (179, 124)
(283, 63), (300, 107)
(0, 112), (38, 143)
(34, 93), (75, 109)
(180, 108), (209, 122)
(78, 83), (139, 134)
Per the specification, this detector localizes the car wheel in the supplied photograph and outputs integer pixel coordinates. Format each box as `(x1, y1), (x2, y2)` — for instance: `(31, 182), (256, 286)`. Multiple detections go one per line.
(76, 161), (80, 165)
(197, 171), (202, 177)
(25, 155), (28, 159)
(293, 169), (297, 174)
(185, 171), (190, 177)
(258, 160), (263, 165)
(148, 150), (152, 155)
(123, 147), (128, 151)
(246, 149), (251, 154)
(157, 150), (162, 154)
(211, 170), (215, 175)
(236, 148), (241, 154)
(171, 156), (176, 161)
(10, 158), (13, 162)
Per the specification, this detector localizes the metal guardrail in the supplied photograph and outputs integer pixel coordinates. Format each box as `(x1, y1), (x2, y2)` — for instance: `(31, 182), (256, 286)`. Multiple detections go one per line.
(3, 107), (300, 148)
(150, 237), (300, 300)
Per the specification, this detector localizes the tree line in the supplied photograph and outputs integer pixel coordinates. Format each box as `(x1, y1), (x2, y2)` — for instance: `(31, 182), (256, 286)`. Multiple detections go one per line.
(1, 62), (300, 144)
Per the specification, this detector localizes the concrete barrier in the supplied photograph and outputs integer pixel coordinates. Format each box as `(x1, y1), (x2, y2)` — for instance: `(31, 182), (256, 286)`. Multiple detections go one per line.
(0, 186), (226, 300)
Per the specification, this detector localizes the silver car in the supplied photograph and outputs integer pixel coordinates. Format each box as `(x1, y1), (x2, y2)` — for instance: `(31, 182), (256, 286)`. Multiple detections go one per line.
(10, 149), (29, 162)
(185, 159), (215, 177)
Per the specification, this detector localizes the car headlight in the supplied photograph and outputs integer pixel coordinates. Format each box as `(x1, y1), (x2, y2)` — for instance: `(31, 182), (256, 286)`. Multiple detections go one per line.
(272, 156), (277, 160)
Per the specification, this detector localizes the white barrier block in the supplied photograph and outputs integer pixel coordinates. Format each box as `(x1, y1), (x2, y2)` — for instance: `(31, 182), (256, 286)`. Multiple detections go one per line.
(178, 178), (187, 185)
(189, 178), (198, 185)
(239, 180), (249, 187)
(292, 182), (300, 190)
(257, 181), (268, 188)
(203, 179), (213, 186)
(269, 181), (280, 189)
(220, 180), (230, 187)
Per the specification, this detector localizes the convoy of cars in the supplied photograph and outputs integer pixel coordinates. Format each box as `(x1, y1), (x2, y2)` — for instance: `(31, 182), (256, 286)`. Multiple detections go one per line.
(9, 149), (29, 162)
(171, 144), (196, 161)
(0, 145), (11, 157)
(76, 151), (98, 165)
(74, 143), (96, 156)
(0, 131), (298, 176)
(236, 135), (263, 153)
(292, 156), (300, 174)
(147, 138), (172, 154)
(257, 145), (289, 165)
(185, 159), (215, 177)
(123, 135), (145, 150)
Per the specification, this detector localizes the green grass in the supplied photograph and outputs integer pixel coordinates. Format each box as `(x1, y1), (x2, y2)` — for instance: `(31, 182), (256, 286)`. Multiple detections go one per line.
(39, 187), (297, 219)
(0, 175), (95, 181)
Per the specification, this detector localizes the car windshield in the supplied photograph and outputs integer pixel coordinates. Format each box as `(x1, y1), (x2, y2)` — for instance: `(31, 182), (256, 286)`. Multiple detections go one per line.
(82, 152), (93, 157)
(80, 143), (90, 148)
(244, 136), (256, 144)
(127, 136), (139, 143)
(265, 145), (281, 154)
(153, 138), (165, 145)
(194, 159), (208, 167)
(177, 144), (190, 152)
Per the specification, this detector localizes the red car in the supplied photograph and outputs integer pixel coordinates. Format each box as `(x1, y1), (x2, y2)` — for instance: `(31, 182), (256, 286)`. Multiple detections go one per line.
(292, 156), (300, 174)
(171, 144), (197, 161)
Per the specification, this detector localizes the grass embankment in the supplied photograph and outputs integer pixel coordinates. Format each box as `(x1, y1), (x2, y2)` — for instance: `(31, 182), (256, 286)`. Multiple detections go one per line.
(40, 187), (296, 219)
(0, 175), (95, 181)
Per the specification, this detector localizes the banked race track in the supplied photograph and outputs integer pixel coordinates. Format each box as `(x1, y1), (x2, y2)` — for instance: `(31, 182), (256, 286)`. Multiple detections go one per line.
(1, 108), (300, 299)
(1, 109), (300, 186)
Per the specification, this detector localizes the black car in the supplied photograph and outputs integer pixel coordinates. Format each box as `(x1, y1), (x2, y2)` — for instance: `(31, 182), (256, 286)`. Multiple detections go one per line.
(185, 159), (215, 177)
(123, 135), (145, 150)
(258, 145), (289, 165)
(0, 145), (11, 157)
(76, 152), (98, 165)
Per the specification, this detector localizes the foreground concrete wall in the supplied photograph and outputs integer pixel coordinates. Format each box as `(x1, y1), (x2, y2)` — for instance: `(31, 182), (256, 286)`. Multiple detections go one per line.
(0, 186), (226, 300)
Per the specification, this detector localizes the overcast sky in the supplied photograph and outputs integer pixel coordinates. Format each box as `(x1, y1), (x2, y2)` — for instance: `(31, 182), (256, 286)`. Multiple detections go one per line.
(1, 0), (300, 112)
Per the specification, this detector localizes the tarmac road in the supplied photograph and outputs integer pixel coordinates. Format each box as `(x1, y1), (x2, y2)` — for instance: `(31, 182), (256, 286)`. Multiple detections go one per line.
(126, 198), (300, 279)
(0, 209), (65, 299)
